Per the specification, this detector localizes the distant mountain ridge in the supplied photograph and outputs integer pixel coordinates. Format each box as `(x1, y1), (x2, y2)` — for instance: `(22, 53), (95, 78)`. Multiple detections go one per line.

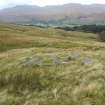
(1, 3), (105, 25)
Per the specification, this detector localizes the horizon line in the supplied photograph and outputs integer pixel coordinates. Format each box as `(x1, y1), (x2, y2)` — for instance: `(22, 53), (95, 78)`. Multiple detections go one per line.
(1, 2), (105, 10)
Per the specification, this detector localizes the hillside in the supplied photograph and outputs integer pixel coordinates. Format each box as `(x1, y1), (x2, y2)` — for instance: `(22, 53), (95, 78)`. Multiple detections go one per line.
(1, 4), (105, 25)
(0, 24), (105, 104)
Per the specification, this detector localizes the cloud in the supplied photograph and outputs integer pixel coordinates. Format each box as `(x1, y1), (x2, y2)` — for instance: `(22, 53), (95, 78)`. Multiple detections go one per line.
(0, 0), (33, 9)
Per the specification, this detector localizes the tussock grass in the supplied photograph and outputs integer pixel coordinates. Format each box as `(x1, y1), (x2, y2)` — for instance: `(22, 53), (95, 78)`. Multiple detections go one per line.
(0, 24), (105, 105)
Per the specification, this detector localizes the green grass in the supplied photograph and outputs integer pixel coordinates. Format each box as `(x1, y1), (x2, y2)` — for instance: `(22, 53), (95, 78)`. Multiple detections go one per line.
(0, 24), (105, 105)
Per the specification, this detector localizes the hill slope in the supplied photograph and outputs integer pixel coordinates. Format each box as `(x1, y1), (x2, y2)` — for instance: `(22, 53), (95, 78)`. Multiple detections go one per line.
(0, 24), (105, 104)
(1, 4), (105, 25)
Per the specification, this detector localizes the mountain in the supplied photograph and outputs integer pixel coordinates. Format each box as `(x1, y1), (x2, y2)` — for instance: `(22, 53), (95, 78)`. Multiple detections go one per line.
(1, 4), (105, 25)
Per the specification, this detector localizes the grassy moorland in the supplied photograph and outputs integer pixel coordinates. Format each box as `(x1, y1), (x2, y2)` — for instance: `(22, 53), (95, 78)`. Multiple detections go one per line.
(0, 24), (105, 105)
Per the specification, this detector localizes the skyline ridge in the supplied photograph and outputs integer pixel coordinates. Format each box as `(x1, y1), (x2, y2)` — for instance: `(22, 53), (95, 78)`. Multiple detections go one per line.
(1, 3), (105, 10)
(1, 0), (105, 9)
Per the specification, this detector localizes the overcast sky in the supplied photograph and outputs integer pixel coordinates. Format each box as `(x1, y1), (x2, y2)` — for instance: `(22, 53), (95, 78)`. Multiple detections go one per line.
(0, 0), (105, 9)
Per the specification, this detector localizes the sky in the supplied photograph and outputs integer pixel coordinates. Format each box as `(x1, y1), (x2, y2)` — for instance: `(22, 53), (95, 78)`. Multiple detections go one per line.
(0, 0), (105, 9)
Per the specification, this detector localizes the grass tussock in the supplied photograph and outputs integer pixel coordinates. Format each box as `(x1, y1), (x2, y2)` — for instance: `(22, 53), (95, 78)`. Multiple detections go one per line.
(0, 24), (105, 105)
